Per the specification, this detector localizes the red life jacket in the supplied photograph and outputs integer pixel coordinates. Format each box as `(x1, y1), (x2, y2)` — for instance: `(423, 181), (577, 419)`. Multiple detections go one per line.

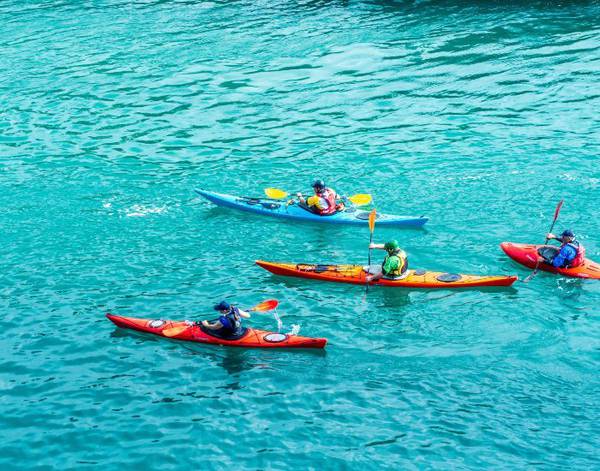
(315, 188), (338, 215)
(562, 240), (585, 268)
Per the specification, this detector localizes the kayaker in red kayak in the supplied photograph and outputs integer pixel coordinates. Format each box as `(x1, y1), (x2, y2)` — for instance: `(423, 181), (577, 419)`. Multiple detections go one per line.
(201, 301), (251, 339)
(296, 179), (344, 215)
(540, 229), (586, 268)
(366, 239), (409, 282)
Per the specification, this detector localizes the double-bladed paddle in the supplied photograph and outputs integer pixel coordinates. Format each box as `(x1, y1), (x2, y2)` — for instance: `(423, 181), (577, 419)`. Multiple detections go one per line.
(264, 187), (372, 206)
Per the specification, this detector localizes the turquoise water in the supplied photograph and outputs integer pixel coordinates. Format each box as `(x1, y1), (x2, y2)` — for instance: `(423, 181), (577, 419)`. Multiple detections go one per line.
(1, 0), (599, 468)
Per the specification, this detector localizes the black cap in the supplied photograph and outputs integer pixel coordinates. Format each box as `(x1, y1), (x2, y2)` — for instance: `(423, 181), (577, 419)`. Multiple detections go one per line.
(561, 229), (575, 238)
(213, 301), (231, 311)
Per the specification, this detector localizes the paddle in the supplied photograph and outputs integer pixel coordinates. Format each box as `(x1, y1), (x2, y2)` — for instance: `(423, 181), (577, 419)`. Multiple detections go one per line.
(366, 209), (377, 293)
(163, 299), (279, 337)
(264, 187), (372, 206)
(523, 200), (564, 283)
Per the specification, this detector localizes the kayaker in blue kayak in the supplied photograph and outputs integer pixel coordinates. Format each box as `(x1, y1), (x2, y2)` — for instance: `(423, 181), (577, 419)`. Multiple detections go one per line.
(540, 229), (585, 268)
(366, 240), (409, 282)
(201, 301), (251, 339)
(296, 179), (344, 215)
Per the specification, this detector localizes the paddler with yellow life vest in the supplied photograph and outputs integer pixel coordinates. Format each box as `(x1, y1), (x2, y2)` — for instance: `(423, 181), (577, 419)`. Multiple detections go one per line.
(296, 179), (344, 215)
(366, 240), (409, 282)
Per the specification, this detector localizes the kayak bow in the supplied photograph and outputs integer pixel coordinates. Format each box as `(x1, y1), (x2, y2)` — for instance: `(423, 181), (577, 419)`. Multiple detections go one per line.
(256, 260), (517, 288)
(106, 313), (327, 349)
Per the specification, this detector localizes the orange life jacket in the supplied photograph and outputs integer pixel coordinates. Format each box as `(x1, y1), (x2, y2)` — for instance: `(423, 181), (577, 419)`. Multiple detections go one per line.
(315, 188), (338, 215)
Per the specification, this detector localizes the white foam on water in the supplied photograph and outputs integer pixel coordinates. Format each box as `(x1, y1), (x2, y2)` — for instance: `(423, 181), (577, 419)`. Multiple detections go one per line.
(125, 204), (167, 218)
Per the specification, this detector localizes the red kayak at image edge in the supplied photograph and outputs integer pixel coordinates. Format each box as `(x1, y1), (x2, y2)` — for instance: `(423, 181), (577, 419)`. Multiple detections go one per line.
(106, 314), (327, 349)
(500, 242), (600, 279)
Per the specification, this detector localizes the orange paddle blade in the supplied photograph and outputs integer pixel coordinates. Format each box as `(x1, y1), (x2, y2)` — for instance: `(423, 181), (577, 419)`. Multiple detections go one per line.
(163, 325), (190, 337)
(251, 299), (279, 312)
(368, 209), (377, 233)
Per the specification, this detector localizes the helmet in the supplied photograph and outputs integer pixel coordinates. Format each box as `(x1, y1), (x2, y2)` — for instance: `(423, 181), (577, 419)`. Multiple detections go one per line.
(213, 301), (231, 311)
(561, 229), (575, 238)
(384, 240), (400, 252)
(312, 179), (325, 190)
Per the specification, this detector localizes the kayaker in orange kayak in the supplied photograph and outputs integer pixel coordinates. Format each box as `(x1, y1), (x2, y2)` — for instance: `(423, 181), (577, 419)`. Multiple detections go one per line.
(366, 239), (409, 282)
(201, 301), (251, 339)
(540, 229), (585, 268)
(296, 179), (344, 215)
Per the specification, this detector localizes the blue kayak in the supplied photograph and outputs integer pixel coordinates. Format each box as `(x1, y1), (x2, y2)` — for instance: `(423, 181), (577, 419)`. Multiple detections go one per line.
(195, 189), (429, 227)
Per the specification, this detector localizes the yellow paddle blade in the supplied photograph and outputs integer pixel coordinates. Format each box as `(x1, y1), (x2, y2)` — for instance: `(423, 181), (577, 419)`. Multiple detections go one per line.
(348, 194), (372, 206)
(163, 325), (190, 338)
(368, 209), (377, 233)
(265, 188), (288, 199)
(250, 299), (279, 312)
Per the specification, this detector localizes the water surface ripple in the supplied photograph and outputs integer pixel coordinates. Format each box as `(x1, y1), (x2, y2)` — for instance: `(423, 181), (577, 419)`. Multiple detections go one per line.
(1, 0), (599, 468)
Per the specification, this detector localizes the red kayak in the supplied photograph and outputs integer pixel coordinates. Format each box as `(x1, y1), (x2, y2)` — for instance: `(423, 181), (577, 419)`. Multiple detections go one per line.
(107, 313), (327, 349)
(500, 242), (600, 279)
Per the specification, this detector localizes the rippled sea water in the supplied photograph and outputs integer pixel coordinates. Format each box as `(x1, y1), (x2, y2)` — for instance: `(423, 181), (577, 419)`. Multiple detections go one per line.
(1, 0), (599, 468)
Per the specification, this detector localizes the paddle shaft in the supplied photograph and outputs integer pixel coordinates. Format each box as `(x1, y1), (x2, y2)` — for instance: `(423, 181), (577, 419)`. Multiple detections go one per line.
(366, 209), (377, 293)
(368, 232), (373, 267)
(525, 201), (564, 282)
(366, 232), (374, 293)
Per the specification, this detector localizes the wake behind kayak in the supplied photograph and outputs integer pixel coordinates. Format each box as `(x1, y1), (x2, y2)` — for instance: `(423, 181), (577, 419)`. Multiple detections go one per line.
(195, 189), (428, 228)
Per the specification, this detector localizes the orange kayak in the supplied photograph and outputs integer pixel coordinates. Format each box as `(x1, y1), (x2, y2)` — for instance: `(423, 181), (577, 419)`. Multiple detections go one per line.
(106, 313), (327, 349)
(500, 242), (600, 279)
(256, 260), (517, 288)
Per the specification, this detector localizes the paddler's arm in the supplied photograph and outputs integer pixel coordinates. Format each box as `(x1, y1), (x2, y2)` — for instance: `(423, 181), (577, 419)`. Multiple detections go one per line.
(546, 233), (558, 242)
(201, 320), (223, 330)
(369, 243), (385, 250)
(238, 309), (251, 319)
(296, 192), (306, 204)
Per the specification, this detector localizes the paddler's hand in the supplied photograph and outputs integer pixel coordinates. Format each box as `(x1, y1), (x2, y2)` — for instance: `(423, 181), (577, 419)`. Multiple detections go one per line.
(369, 243), (377, 249)
(366, 275), (373, 283)
(546, 233), (556, 240)
(201, 320), (209, 327)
